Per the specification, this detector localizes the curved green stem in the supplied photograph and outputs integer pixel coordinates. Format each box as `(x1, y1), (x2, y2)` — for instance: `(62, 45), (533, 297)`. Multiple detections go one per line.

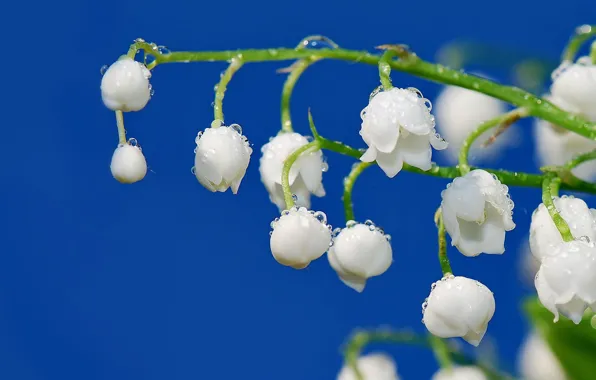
(378, 50), (396, 90)
(434, 209), (453, 276)
(214, 57), (244, 122)
(281, 140), (321, 209)
(128, 41), (596, 140)
(343, 162), (373, 222)
(115, 111), (126, 144)
(565, 149), (596, 171)
(279, 58), (321, 133)
(542, 174), (574, 242)
(591, 40), (596, 64)
(459, 108), (528, 175)
(562, 24), (596, 62)
(430, 335), (453, 369)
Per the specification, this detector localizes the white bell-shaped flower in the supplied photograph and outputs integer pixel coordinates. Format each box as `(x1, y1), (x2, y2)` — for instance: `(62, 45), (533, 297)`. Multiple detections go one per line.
(359, 87), (448, 178)
(110, 140), (147, 184)
(529, 196), (596, 261)
(423, 275), (495, 346)
(337, 353), (400, 380)
(551, 57), (596, 121)
(194, 123), (252, 194)
(259, 133), (325, 211)
(441, 169), (515, 257)
(270, 207), (332, 269)
(518, 332), (567, 380)
(101, 57), (152, 112)
(535, 239), (596, 324)
(327, 221), (393, 292)
(434, 85), (510, 163)
(431, 366), (487, 380)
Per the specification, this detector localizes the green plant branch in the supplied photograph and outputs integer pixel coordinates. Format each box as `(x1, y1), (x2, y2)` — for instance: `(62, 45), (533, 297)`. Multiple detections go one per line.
(343, 162), (374, 222)
(127, 41), (596, 140)
(562, 24), (596, 62)
(115, 110), (126, 144)
(378, 50), (396, 90)
(279, 58), (321, 133)
(430, 335), (453, 369)
(565, 149), (596, 171)
(434, 209), (453, 276)
(542, 173), (574, 242)
(214, 57), (244, 122)
(281, 140), (321, 209)
(458, 108), (529, 175)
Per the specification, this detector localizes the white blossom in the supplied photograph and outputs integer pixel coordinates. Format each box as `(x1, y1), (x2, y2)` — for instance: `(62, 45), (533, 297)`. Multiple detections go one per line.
(101, 57), (152, 112)
(194, 123), (252, 194)
(337, 353), (399, 380)
(441, 169), (515, 257)
(434, 85), (510, 163)
(551, 56), (596, 121)
(110, 140), (147, 184)
(327, 221), (392, 292)
(518, 332), (567, 380)
(535, 239), (596, 324)
(270, 207), (332, 269)
(359, 87), (448, 178)
(529, 196), (596, 261)
(423, 276), (495, 346)
(431, 366), (487, 380)
(259, 133), (325, 211)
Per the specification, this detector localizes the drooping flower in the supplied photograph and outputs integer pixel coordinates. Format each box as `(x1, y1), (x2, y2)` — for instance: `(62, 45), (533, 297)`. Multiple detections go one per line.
(259, 132), (325, 211)
(431, 366), (487, 380)
(194, 122), (252, 194)
(110, 139), (147, 184)
(529, 196), (596, 261)
(535, 239), (596, 324)
(423, 275), (495, 346)
(327, 221), (392, 292)
(270, 207), (332, 269)
(337, 353), (400, 380)
(441, 169), (515, 257)
(550, 56), (596, 121)
(359, 87), (448, 177)
(518, 332), (567, 380)
(434, 85), (510, 163)
(101, 57), (152, 112)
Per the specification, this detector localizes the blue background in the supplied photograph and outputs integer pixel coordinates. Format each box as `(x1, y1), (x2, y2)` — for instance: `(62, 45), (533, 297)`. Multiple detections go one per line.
(3, 0), (596, 378)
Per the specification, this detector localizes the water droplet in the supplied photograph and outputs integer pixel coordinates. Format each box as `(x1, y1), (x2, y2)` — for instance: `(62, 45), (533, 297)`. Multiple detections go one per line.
(579, 236), (591, 243)
(230, 124), (243, 135)
(292, 194), (298, 202)
(369, 85), (383, 101)
(269, 231), (273, 236)
(100, 65), (109, 75)
(281, 210), (290, 216)
(300, 36), (338, 50)
(407, 87), (423, 98)
(305, 136), (314, 142)
(313, 211), (327, 224)
(144, 53), (156, 66)
(157, 45), (170, 55)
(346, 220), (357, 228)
(190, 166), (196, 175)
(128, 138), (138, 147)
(321, 158), (329, 172)
(333, 227), (342, 237)
(328, 240), (334, 248)
(364, 219), (374, 227)
(384, 234), (391, 242)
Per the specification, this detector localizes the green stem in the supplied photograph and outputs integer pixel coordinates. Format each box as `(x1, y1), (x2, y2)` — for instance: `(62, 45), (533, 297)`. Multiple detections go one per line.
(562, 24), (596, 62)
(459, 108), (528, 175)
(430, 335), (453, 369)
(542, 174), (574, 242)
(343, 162), (373, 222)
(378, 50), (396, 90)
(281, 140), (321, 209)
(214, 57), (244, 122)
(591, 40), (596, 64)
(435, 209), (453, 276)
(128, 41), (596, 140)
(565, 149), (596, 171)
(280, 58), (321, 133)
(115, 111), (126, 144)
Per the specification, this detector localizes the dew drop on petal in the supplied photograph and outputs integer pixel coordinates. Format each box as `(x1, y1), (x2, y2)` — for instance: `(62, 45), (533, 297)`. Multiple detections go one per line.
(190, 166), (196, 175)
(369, 85), (383, 101)
(346, 220), (357, 228)
(321, 160), (329, 173)
(313, 211), (327, 224)
(579, 236), (591, 243)
(230, 124), (243, 135)
(364, 219), (374, 227)
(128, 138), (138, 147)
(333, 227), (342, 237)
(282, 210), (290, 216)
(292, 194), (298, 202)
(100, 65), (108, 75)
(384, 234), (391, 241)
(305, 136), (314, 142)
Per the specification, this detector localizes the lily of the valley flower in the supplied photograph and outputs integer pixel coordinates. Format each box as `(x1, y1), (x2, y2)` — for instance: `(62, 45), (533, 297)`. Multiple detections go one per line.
(359, 87), (448, 177)
(535, 239), (596, 324)
(270, 207), (332, 269)
(259, 132), (325, 211)
(551, 56), (596, 121)
(529, 196), (596, 261)
(431, 366), (487, 380)
(327, 221), (392, 292)
(423, 275), (495, 346)
(194, 122), (252, 194)
(434, 85), (510, 163)
(101, 57), (152, 112)
(441, 169), (515, 257)
(337, 353), (400, 380)
(110, 140), (147, 184)
(518, 333), (568, 380)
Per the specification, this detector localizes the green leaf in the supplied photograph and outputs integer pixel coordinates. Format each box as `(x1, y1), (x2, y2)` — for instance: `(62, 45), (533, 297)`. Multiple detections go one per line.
(524, 297), (596, 380)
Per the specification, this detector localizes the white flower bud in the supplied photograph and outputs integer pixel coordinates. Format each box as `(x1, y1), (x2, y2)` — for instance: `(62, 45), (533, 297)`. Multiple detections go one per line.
(431, 366), (487, 380)
(101, 57), (152, 112)
(434, 85), (510, 163)
(518, 332), (567, 380)
(529, 196), (596, 261)
(535, 239), (596, 324)
(110, 141), (147, 184)
(551, 57), (596, 121)
(359, 88), (448, 178)
(423, 276), (495, 346)
(441, 169), (515, 257)
(337, 353), (400, 380)
(194, 124), (252, 194)
(270, 207), (332, 269)
(259, 133), (325, 211)
(327, 222), (392, 292)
